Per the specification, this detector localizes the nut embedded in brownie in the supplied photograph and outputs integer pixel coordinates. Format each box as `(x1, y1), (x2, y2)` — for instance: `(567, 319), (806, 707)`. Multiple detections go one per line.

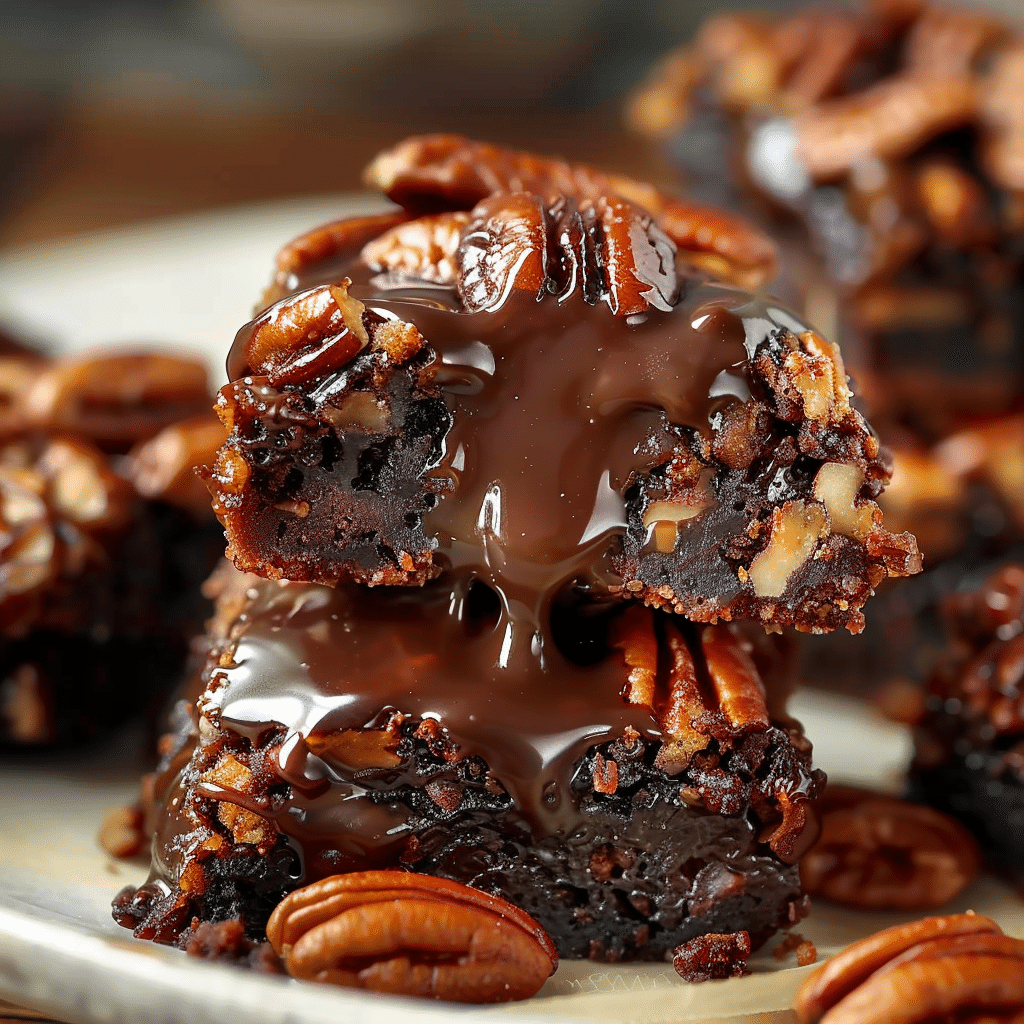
(112, 569), (823, 963)
(908, 563), (1024, 885)
(208, 137), (919, 636)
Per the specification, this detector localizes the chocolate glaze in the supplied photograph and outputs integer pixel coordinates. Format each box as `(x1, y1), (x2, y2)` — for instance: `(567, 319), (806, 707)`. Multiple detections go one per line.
(230, 253), (817, 674)
(205, 580), (660, 837)
(142, 565), (820, 898)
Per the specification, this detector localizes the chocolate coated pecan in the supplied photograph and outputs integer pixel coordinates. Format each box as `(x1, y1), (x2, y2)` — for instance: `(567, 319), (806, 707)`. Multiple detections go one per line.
(455, 191), (678, 316)
(265, 870), (557, 1002)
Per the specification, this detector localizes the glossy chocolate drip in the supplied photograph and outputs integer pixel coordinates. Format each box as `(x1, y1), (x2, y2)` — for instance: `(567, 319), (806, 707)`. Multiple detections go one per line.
(230, 256), (812, 677)
(202, 579), (657, 838)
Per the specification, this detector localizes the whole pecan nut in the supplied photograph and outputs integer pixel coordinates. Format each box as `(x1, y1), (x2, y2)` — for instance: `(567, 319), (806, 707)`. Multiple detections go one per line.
(795, 912), (1023, 1024)
(364, 133), (776, 288)
(800, 784), (980, 910)
(265, 870), (557, 1003)
(454, 191), (678, 317)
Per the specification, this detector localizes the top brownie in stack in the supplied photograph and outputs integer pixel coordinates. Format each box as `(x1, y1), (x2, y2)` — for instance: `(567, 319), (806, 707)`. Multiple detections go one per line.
(113, 136), (920, 966)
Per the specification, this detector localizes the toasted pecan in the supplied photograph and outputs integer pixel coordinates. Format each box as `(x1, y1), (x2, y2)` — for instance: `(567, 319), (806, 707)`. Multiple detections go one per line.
(364, 134), (776, 287)
(266, 870), (557, 1002)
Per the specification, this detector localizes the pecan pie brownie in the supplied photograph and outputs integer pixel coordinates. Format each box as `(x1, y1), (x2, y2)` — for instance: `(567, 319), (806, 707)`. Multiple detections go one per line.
(908, 562), (1024, 885)
(0, 350), (223, 744)
(209, 136), (919, 635)
(114, 136), (918, 969)
(629, 0), (1024, 428)
(115, 566), (823, 962)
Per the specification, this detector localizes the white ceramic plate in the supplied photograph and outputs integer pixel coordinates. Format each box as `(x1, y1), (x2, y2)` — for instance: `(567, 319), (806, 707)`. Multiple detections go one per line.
(0, 204), (1020, 1024)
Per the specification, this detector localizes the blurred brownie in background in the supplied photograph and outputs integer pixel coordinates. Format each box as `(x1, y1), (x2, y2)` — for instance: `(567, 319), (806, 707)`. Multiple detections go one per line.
(0, 343), (223, 745)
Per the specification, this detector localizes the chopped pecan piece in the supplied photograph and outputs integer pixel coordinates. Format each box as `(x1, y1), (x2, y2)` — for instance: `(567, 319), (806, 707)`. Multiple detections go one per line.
(265, 870), (557, 1002)
(672, 930), (752, 982)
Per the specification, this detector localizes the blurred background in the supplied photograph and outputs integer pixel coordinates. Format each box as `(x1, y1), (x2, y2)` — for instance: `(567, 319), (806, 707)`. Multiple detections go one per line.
(0, 0), (906, 247)
(0, 0), (1017, 249)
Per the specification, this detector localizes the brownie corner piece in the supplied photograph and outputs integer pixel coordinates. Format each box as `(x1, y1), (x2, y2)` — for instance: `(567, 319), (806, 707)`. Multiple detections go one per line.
(613, 324), (922, 635)
(207, 289), (452, 587)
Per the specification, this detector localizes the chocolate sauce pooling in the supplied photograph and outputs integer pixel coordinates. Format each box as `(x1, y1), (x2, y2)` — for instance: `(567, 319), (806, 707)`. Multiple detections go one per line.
(199, 580), (661, 859)
(229, 250), (814, 676)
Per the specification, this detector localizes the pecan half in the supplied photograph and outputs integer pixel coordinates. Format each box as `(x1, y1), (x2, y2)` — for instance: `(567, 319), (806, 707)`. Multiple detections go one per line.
(361, 211), (470, 284)
(796, 76), (976, 180)
(127, 414), (226, 515)
(454, 191), (678, 316)
(364, 134), (776, 287)
(277, 211), (410, 281)
(237, 279), (425, 387)
(795, 913), (1021, 1024)
(265, 870), (557, 1002)
(800, 785), (981, 911)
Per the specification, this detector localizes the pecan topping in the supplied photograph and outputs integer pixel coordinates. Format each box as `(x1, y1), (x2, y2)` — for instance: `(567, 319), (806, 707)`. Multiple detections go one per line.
(239, 278), (425, 387)
(801, 785), (980, 911)
(796, 76), (976, 180)
(455, 191), (678, 316)
(277, 211), (410, 281)
(364, 134), (776, 287)
(128, 414), (226, 515)
(361, 211), (470, 284)
(795, 913), (1022, 1024)
(265, 870), (557, 1002)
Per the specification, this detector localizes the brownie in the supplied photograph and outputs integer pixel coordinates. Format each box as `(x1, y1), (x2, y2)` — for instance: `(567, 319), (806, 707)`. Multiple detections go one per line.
(113, 567), (823, 962)
(208, 139), (920, 636)
(115, 136), (920, 972)
(629, 2), (1024, 429)
(0, 351), (223, 745)
(908, 562), (1024, 885)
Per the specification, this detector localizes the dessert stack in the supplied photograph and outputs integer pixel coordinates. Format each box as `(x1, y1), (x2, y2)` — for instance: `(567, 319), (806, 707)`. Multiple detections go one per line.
(112, 136), (921, 989)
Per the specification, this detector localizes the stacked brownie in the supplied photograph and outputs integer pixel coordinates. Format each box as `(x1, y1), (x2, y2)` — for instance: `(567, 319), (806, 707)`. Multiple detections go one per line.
(0, 346), (223, 744)
(113, 136), (920, 966)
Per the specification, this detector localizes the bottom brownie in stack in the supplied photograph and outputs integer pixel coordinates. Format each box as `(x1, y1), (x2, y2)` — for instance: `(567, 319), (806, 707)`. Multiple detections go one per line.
(115, 566), (823, 962)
